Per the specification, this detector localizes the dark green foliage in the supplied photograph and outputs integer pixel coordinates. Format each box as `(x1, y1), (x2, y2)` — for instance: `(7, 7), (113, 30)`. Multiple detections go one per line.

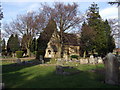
(80, 22), (96, 56)
(36, 19), (57, 59)
(70, 55), (79, 59)
(16, 51), (24, 58)
(104, 20), (115, 53)
(30, 38), (36, 52)
(80, 3), (115, 57)
(21, 33), (32, 56)
(7, 34), (20, 53)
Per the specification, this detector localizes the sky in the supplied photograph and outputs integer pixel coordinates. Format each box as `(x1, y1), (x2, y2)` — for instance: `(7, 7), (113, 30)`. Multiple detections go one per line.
(1, 1), (118, 23)
(1, 0), (119, 47)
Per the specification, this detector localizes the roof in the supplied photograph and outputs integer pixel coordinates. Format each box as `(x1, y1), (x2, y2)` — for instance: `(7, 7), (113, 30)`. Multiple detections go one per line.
(59, 32), (80, 46)
(114, 48), (120, 52)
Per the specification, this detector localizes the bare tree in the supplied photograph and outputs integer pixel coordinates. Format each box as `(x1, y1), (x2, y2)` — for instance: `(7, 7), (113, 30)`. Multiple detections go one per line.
(108, 19), (120, 48)
(108, 0), (120, 6)
(3, 11), (46, 56)
(41, 2), (83, 58)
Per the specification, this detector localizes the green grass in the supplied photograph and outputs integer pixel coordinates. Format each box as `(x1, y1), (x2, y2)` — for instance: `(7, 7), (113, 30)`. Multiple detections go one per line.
(2, 61), (120, 88)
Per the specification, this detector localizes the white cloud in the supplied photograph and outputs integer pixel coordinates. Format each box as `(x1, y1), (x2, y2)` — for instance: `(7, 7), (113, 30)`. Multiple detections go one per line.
(100, 6), (118, 20)
(26, 3), (40, 13)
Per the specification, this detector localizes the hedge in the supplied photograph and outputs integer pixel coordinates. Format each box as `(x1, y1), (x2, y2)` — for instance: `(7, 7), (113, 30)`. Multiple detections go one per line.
(16, 51), (24, 58)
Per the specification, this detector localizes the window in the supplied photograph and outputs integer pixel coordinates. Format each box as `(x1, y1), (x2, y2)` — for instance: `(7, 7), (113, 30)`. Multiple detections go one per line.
(48, 50), (51, 54)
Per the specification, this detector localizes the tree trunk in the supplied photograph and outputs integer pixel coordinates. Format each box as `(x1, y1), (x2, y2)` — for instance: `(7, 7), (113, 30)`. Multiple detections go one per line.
(83, 51), (86, 58)
(27, 48), (31, 57)
(60, 30), (64, 58)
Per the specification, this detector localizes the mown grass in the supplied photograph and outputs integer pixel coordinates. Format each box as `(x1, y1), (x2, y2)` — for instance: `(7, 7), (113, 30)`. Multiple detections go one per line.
(2, 61), (120, 88)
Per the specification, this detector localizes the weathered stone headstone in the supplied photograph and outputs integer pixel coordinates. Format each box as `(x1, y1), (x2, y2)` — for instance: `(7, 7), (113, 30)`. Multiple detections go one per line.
(89, 55), (95, 64)
(97, 57), (103, 64)
(39, 55), (43, 61)
(104, 53), (119, 85)
(41, 60), (44, 64)
(0, 83), (5, 90)
(80, 59), (88, 64)
(16, 58), (21, 64)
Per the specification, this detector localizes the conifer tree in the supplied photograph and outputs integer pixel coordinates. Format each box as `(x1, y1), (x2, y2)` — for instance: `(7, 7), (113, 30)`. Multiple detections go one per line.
(30, 38), (36, 53)
(82, 3), (115, 57)
(80, 22), (96, 57)
(7, 34), (20, 56)
(36, 19), (57, 59)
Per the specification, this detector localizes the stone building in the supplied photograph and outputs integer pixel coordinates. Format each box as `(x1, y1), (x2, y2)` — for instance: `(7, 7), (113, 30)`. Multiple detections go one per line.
(44, 30), (80, 59)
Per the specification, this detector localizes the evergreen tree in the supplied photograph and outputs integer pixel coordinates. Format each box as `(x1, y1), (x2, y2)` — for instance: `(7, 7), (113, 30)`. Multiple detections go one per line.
(7, 34), (20, 56)
(30, 38), (36, 53)
(7, 34), (14, 54)
(37, 19), (57, 59)
(84, 3), (115, 57)
(80, 22), (96, 57)
(104, 20), (115, 53)
(14, 34), (20, 52)
(21, 33), (32, 56)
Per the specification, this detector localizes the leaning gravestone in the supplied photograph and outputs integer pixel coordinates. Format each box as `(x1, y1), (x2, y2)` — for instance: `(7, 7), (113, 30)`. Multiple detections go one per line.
(16, 58), (21, 64)
(104, 53), (119, 85)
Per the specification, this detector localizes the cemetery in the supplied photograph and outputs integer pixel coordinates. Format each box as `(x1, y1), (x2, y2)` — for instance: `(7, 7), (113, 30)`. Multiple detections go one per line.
(1, 1), (120, 89)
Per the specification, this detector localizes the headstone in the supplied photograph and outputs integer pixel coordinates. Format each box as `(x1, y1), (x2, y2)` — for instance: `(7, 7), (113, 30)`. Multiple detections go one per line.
(57, 58), (62, 65)
(97, 57), (103, 64)
(41, 60), (44, 64)
(104, 53), (119, 85)
(89, 55), (95, 64)
(0, 83), (5, 90)
(39, 55), (43, 61)
(16, 58), (21, 64)
(80, 59), (88, 64)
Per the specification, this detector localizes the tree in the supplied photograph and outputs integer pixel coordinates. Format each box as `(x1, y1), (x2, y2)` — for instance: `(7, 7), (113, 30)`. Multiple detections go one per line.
(36, 19), (57, 59)
(108, 0), (120, 6)
(80, 22), (96, 57)
(104, 20), (115, 53)
(3, 12), (46, 56)
(85, 3), (115, 57)
(30, 38), (36, 53)
(21, 33), (32, 56)
(41, 2), (83, 58)
(7, 34), (20, 57)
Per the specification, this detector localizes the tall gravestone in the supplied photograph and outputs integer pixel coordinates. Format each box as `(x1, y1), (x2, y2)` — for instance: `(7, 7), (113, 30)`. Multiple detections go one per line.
(104, 53), (119, 85)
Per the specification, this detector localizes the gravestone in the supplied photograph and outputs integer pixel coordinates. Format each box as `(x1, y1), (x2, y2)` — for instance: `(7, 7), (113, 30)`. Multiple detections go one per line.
(16, 58), (21, 64)
(89, 55), (95, 64)
(80, 59), (88, 64)
(97, 57), (103, 64)
(104, 53), (119, 85)
(39, 55), (43, 61)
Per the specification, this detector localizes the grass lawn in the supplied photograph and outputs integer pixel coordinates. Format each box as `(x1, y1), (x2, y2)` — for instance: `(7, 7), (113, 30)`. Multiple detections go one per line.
(2, 60), (120, 88)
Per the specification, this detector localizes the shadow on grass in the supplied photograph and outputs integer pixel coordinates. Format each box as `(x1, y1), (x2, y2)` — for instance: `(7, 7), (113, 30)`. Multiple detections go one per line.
(2, 63), (120, 88)
(2, 59), (41, 74)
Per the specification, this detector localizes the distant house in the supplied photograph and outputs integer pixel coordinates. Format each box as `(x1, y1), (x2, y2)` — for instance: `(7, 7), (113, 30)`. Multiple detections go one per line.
(44, 30), (80, 59)
(113, 48), (120, 55)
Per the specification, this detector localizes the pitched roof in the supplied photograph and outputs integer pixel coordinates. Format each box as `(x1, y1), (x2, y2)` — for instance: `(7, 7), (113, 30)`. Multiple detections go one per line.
(61, 33), (80, 46)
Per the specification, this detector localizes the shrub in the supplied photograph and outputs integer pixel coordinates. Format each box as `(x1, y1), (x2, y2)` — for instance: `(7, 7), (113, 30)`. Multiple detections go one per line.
(70, 55), (79, 59)
(36, 51), (44, 59)
(16, 51), (24, 58)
